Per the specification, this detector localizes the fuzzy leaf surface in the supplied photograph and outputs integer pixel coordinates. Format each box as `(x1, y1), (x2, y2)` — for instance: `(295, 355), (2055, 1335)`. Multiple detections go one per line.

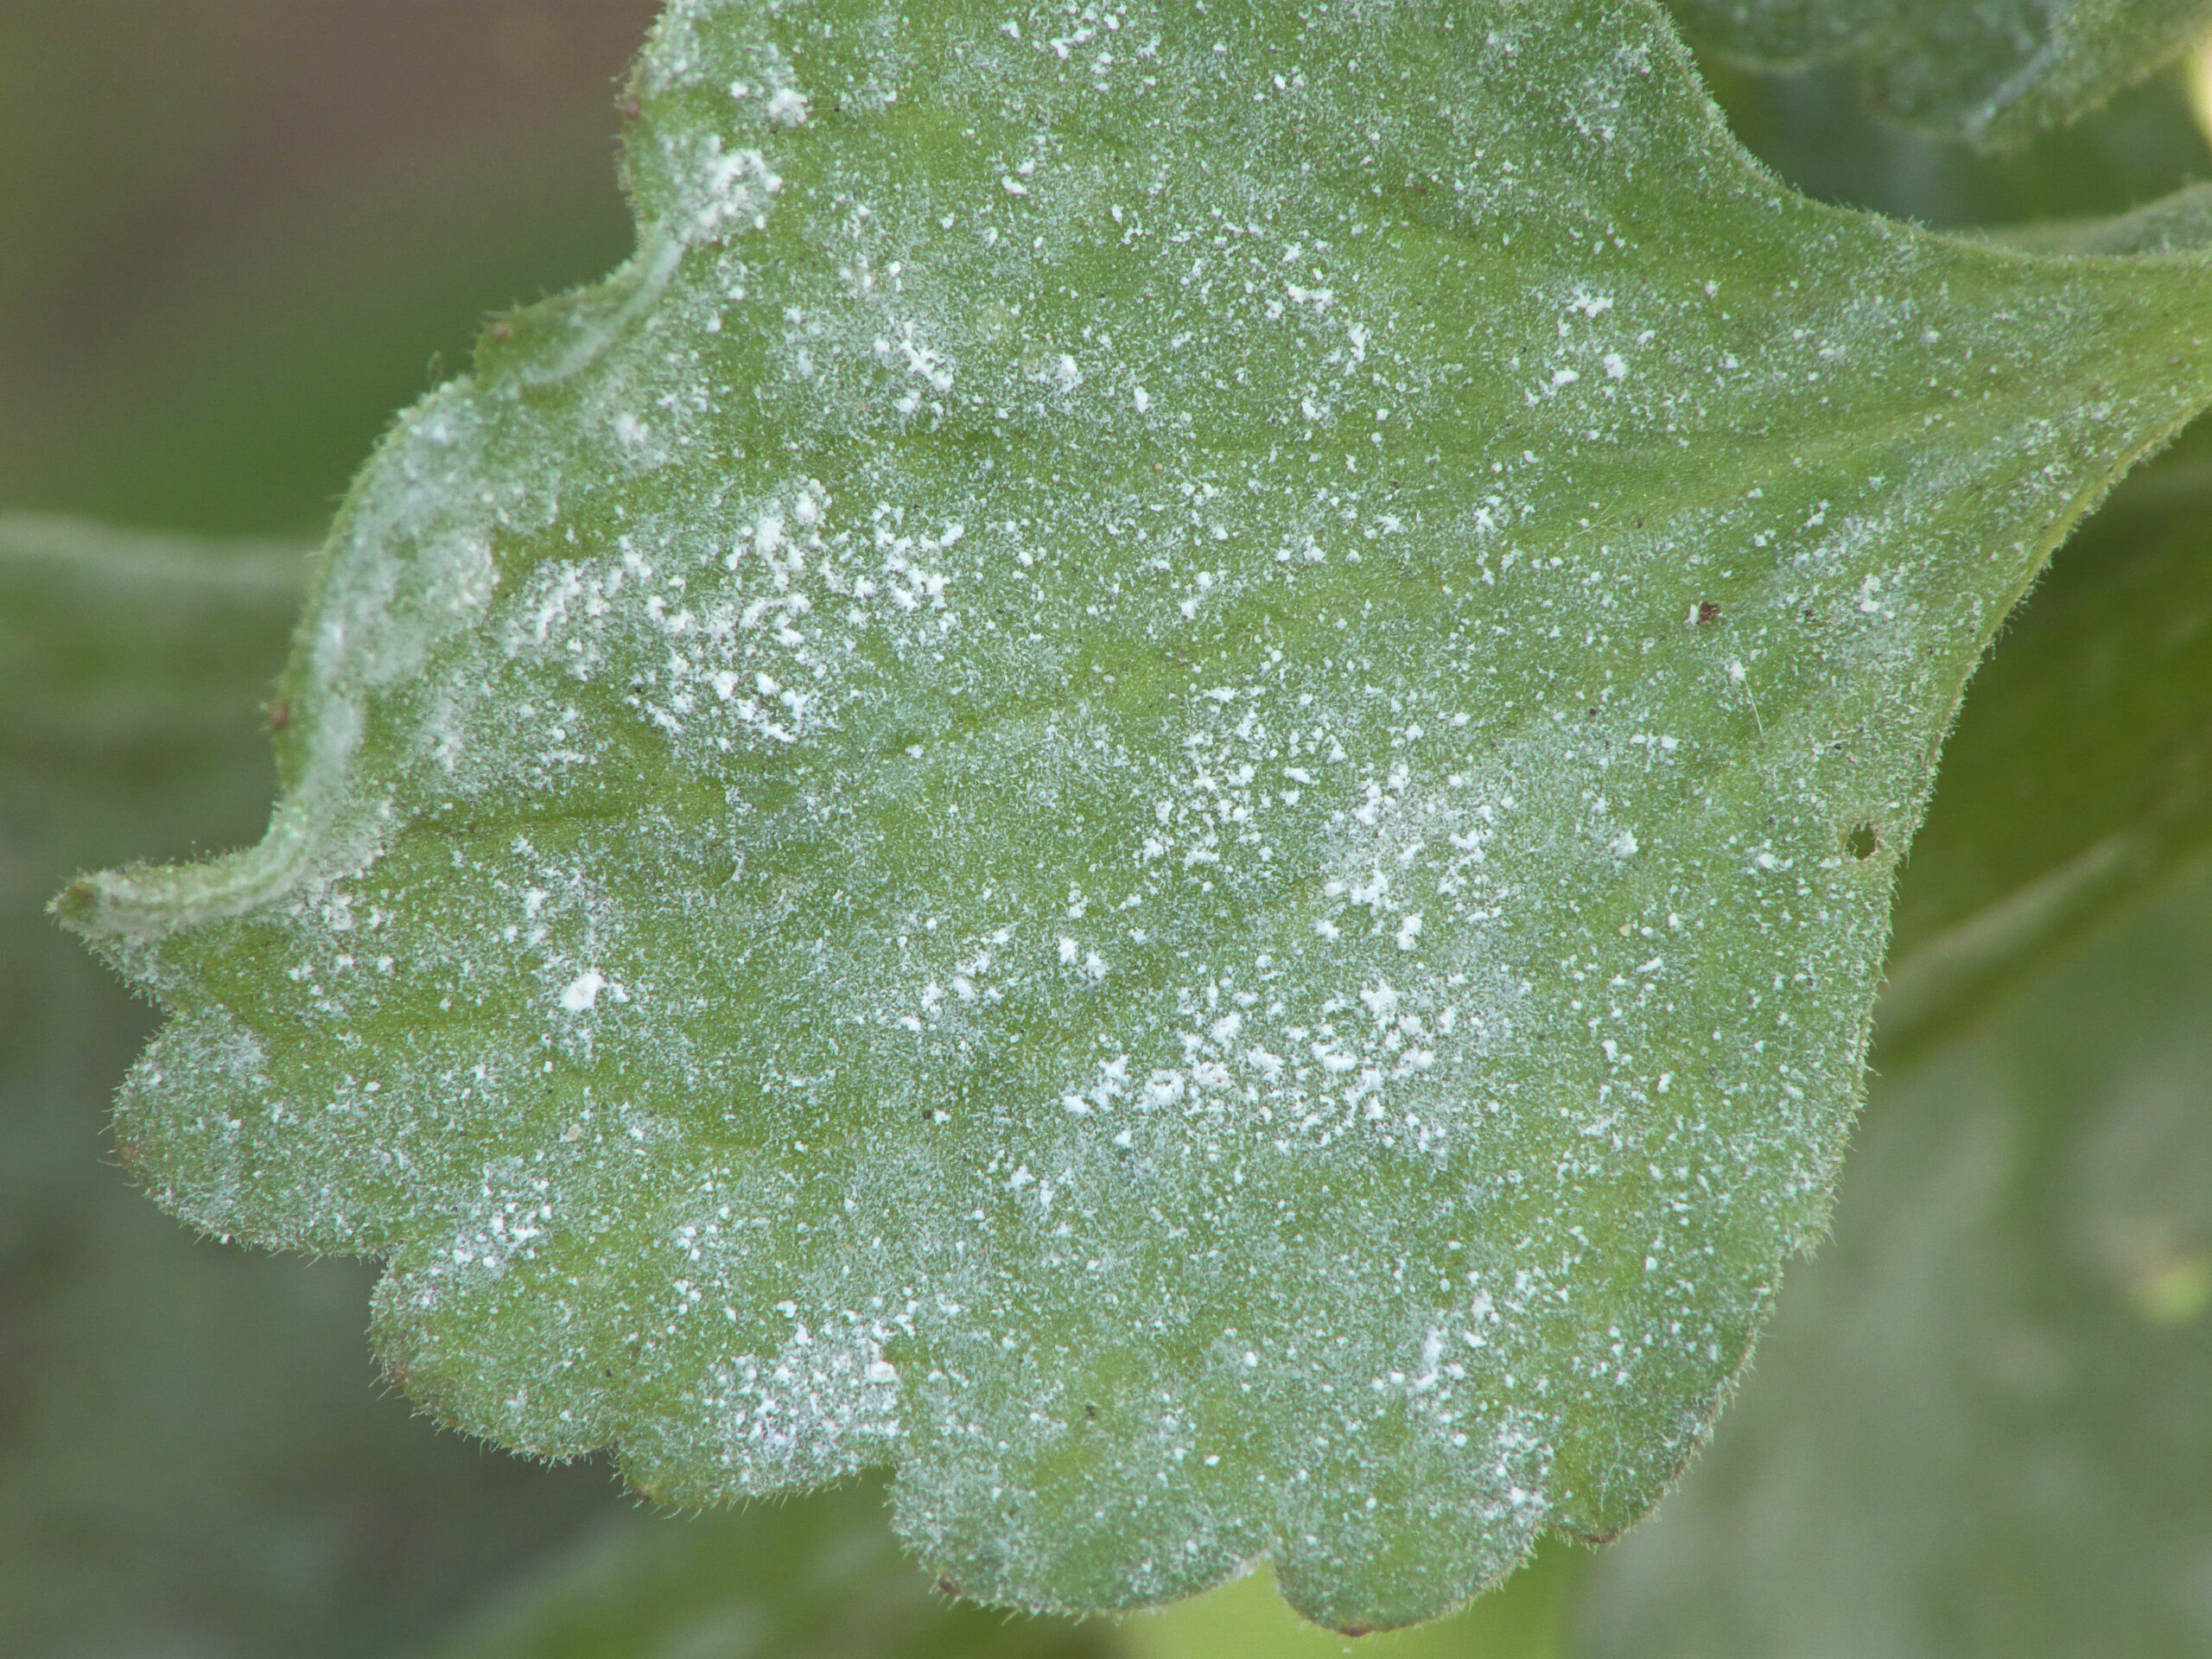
(1669, 0), (2212, 147)
(59, 0), (2212, 1630)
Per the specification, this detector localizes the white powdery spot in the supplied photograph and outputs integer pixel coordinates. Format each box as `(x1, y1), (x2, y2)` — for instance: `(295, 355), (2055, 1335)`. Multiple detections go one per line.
(1370, 1327), (1554, 1573)
(706, 1315), (904, 1485)
(1478, 1411), (1554, 1539)
(560, 969), (608, 1011)
(661, 130), (783, 246)
(878, 321), (956, 395)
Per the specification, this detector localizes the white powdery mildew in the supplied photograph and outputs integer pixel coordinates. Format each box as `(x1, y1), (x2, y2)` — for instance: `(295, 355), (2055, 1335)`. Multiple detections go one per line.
(698, 1309), (908, 1486)
(1032, 699), (1550, 1166)
(660, 130), (784, 249)
(422, 1157), (559, 1292)
(484, 474), (973, 778)
(117, 1006), (275, 1233)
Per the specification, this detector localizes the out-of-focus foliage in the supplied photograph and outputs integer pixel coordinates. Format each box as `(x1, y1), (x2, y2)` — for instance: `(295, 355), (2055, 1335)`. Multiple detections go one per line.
(1694, 49), (2212, 226)
(429, 1474), (1111, 1659)
(1670, 0), (2212, 148)
(0, 0), (657, 534)
(1981, 178), (2212, 251)
(1122, 1546), (1580, 1659)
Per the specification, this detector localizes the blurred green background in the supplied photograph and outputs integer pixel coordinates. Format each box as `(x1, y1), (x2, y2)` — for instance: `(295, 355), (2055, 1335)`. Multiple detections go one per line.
(0, 0), (652, 537)
(3, 4), (2211, 1655)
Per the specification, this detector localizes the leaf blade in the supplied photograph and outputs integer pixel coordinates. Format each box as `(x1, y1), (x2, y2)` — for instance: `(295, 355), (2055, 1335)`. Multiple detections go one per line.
(60, 0), (2212, 1630)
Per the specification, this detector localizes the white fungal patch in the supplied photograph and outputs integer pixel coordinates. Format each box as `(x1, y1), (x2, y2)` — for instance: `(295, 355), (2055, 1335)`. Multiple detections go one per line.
(699, 1311), (906, 1486)
(560, 969), (608, 1012)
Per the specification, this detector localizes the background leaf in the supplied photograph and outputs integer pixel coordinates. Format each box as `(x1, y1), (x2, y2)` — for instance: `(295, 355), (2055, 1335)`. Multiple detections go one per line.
(1976, 178), (2212, 251)
(1669, 0), (2212, 148)
(1688, 49), (2212, 229)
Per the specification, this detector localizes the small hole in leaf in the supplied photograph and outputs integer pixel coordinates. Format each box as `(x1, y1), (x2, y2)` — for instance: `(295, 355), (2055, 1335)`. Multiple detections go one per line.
(1845, 822), (1878, 861)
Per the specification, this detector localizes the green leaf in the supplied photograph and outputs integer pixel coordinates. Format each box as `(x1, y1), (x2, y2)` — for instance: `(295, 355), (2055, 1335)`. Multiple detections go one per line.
(56, 0), (2212, 1630)
(428, 1472), (1110, 1659)
(1877, 407), (2212, 1062)
(1580, 861), (2212, 1656)
(1669, 0), (2212, 149)
(0, 516), (624, 1658)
